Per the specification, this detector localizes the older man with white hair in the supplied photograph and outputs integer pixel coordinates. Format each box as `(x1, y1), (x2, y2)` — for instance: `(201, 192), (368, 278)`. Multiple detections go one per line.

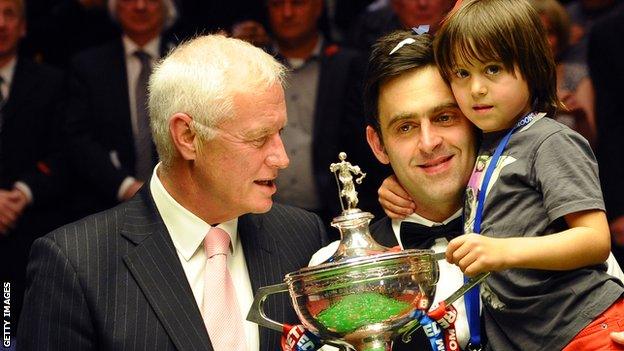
(18, 34), (328, 351)
(64, 0), (179, 219)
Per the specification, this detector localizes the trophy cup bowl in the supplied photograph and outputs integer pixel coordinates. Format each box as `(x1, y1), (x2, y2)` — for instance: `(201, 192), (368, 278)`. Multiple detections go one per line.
(247, 210), (442, 351)
(248, 248), (440, 351)
(286, 248), (440, 350)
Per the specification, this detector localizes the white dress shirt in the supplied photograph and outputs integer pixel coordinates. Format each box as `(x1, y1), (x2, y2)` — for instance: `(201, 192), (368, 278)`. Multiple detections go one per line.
(150, 164), (258, 350)
(391, 210), (470, 349)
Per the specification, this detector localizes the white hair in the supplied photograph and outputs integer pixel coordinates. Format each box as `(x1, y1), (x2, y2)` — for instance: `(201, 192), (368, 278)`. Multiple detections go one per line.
(108, 0), (178, 30)
(148, 35), (287, 168)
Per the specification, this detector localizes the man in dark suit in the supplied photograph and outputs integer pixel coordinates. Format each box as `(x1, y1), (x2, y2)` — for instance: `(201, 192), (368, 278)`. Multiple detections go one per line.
(17, 35), (328, 350)
(64, 0), (178, 218)
(0, 0), (67, 340)
(346, 0), (456, 54)
(264, 0), (387, 229)
(589, 4), (624, 263)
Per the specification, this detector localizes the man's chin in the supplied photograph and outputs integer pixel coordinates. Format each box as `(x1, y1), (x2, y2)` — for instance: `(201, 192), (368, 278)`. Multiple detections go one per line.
(249, 199), (274, 214)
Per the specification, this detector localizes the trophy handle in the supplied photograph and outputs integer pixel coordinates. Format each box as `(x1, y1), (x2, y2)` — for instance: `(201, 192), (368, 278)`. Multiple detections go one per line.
(246, 282), (289, 332)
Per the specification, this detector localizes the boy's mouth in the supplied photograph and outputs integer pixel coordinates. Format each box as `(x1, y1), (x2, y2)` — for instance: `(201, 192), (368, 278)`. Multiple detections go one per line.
(473, 104), (493, 112)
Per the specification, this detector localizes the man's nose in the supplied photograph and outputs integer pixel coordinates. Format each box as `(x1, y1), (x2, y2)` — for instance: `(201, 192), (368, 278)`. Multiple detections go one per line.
(418, 123), (443, 154)
(282, 1), (294, 17)
(267, 134), (290, 169)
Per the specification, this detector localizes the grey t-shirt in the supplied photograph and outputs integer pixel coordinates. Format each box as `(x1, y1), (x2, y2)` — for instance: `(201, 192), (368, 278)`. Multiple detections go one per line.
(464, 115), (624, 350)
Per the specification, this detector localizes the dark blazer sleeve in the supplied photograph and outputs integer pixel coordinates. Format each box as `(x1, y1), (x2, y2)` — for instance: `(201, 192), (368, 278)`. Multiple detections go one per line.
(17, 236), (96, 350)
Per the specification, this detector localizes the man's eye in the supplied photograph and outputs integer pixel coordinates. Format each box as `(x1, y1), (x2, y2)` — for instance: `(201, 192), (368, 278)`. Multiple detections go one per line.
(250, 137), (268, 147)
(398, 124), (414, 133)
(435, 114), (456, 124)
(437, 114), (451, 123)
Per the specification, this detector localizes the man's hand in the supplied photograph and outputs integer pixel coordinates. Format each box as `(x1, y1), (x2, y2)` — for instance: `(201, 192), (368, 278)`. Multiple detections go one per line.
(610, 216), (624, 246)
(0, 188), (29, 236)
(121, 180), (144, 202)
(446, 234), (509, 276)
(378, 175), (415, 219)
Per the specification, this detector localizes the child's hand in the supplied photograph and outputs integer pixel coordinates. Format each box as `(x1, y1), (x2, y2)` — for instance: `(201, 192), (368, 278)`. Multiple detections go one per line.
(446, 234), (509, 276)
(378, 175), (415, 219)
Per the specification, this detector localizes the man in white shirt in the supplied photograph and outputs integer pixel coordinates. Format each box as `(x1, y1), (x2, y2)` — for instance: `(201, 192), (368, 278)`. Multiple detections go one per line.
(18, 35), (328, 351)
(64, 0), (178, 218)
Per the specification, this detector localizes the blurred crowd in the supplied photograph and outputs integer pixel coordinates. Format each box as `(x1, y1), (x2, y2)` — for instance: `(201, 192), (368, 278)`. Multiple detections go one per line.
(1, 0), (623, 337)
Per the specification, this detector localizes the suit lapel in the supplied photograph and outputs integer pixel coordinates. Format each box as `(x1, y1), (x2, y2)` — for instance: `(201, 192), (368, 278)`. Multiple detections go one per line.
(239, 213), (284, 350)
(122, 186), (212, 351)
(370, 217), (400, 248)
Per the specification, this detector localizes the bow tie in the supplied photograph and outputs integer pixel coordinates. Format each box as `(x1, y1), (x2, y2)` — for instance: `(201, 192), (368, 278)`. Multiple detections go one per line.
(399, 216), (463, 249)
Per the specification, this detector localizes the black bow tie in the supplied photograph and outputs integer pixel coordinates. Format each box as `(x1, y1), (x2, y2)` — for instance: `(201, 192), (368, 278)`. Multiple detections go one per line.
(399, 216), (463, 249)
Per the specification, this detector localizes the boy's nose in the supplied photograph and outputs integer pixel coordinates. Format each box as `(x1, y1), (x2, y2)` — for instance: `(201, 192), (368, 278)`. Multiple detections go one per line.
(470, 78), (487, 98)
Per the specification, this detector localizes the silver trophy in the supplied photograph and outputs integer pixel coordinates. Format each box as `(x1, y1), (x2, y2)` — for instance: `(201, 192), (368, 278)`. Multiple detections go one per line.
(247, 153), (487, 351)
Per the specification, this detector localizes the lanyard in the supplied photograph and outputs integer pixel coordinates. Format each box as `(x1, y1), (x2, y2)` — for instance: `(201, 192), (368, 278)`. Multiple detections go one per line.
(465, 112), (538, 350)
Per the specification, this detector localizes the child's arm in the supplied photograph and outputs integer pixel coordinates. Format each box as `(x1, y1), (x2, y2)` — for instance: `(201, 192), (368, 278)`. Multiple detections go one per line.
(446, 209), (611, 276)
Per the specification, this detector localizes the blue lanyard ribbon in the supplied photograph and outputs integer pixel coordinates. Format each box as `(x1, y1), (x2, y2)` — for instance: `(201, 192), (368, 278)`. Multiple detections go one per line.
(465, 112), (537, 349)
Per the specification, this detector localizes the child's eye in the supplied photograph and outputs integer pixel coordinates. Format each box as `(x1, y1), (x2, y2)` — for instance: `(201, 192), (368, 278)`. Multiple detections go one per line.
(485, 65), (501, 75)
(454, 69), (469, 79)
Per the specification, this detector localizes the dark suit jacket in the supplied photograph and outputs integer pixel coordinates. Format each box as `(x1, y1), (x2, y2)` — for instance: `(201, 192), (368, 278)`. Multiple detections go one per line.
(302, 43), (387, 225)
(0, 57), (68, 335)
(0, 57), (67, 219)
(64, 37), (175, 216)
(589, 4), (624, 265)
(17, 184), (328, 350)
(589, 5), (624, 222)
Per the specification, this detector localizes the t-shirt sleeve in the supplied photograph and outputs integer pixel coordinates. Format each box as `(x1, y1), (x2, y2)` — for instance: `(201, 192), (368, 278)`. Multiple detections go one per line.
(533, 128), (605, 221)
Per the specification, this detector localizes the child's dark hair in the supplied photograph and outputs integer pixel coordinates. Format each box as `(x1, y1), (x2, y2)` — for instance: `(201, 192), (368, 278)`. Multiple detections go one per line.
(434, 0), (562, 115)
(364, 30), (436, 133)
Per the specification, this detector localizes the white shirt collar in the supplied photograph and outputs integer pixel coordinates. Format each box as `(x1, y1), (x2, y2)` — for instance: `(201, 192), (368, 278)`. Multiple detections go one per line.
(0, 56), (17, 93)
(149, 164), (240, 261)
(122, 35), (161, 59)
(278, 35), (324, 69)
(400, 208), (462, 227)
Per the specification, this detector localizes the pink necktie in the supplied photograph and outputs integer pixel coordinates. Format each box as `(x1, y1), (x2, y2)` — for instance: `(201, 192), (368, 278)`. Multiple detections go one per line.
(202, 227), (247, 350)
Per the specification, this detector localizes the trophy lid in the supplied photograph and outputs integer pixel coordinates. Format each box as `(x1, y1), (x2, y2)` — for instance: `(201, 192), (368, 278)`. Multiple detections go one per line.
(321, 153), (390, 263)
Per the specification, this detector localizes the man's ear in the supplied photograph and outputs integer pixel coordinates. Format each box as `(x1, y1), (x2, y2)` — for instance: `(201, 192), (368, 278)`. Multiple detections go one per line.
(169, 113), (197, 161)
(366, 125), (390, 165)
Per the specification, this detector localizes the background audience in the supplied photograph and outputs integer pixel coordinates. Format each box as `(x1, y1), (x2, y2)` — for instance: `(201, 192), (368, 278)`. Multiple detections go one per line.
(0, 0), (68, 337)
